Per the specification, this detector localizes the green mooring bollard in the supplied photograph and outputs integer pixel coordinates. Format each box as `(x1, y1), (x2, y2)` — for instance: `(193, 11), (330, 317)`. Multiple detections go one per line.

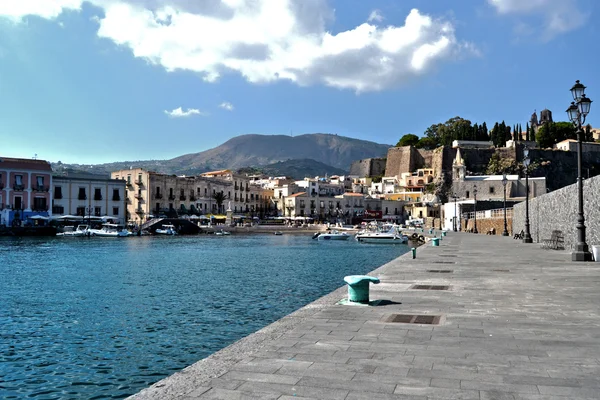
(431, 237), (440, 247)
(442, 231), (447, 237)
(343, 275), (380, 303)
(411, 247), (416, 259)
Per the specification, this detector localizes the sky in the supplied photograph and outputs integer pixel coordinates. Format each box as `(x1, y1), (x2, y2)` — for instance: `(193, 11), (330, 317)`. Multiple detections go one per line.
(0, 0), (598, 165)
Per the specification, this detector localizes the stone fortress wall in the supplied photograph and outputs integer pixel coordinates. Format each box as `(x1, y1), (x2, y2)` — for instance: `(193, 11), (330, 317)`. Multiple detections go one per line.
(349, 158), (386, 177)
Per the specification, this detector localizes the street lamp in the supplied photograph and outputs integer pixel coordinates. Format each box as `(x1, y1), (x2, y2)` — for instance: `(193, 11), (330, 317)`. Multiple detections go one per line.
(451, 193), (459, 232)
(502, 173), (509, 236)
(566, 80), (593, 261)
(473, 185), (478, 234)
(522, 149), (533, 243)
(86, 205), (94, 227)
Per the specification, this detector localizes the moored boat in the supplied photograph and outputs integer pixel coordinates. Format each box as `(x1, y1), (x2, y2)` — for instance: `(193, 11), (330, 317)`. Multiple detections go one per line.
(155, 224), (177, 235)
(89, 223), (129, 237)
(355, 226), (408, 244)
(315, 230), (351, 241)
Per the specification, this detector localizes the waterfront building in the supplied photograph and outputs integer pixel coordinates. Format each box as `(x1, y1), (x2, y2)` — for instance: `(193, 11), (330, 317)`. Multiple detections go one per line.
(111, 168), (272, 225)
(51, 173), (127, 224)
(555, 139), (600, 153)
(0, 157), (52, 227)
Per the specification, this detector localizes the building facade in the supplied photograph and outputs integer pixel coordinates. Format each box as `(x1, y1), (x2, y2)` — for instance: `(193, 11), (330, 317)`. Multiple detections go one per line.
(0, 157), (52, 226)
(111, 168), (272, 224)
(51, 174), (127, 224)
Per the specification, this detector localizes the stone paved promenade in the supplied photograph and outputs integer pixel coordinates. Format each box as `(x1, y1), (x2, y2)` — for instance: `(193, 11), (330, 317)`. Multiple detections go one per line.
(131, 233), (600, 400)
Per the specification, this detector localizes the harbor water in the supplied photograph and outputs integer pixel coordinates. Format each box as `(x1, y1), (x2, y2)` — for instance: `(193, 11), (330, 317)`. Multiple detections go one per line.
(0, 234), (409, 399)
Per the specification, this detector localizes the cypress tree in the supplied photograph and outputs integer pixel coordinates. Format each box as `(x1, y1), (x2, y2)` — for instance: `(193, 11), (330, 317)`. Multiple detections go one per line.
(482, 122), (489, 141)
(525, 122), (530, 141)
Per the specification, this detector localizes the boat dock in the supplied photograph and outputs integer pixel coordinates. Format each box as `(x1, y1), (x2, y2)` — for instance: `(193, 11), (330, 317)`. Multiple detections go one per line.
(130, 232), (600, 400)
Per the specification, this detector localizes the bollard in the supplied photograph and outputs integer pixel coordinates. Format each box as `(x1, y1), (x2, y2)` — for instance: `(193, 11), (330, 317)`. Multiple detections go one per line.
(431, 237), (440, 247)
(343, 275), (380, 303)
(411, 247), (416, 259)
(442, 231), (447, 237)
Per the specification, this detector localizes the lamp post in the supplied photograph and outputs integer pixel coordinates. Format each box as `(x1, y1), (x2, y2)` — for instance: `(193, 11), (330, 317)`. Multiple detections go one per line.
(566, 80), (593, 261)
(502, 173), (509, 236)
(451, 194), (459, 232)
(86, 205), (94, 227)
(522, 149), (533, 243)
(473, 185), (478, 234)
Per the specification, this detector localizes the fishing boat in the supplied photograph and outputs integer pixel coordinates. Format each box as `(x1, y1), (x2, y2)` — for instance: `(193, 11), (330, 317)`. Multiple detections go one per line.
(57, 224), (91, 237)
(89, 223), (129, 237)
(155, 224), (177, 235)
(355, 226), (408, 244)
(314, 230), (351, 241)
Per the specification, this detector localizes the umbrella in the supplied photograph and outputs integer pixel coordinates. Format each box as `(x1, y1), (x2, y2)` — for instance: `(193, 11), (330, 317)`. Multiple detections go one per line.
(28, 215), (49, 220)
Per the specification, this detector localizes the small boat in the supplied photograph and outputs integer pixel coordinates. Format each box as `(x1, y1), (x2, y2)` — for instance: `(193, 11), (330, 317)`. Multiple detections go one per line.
(355, 226), (408, 244)
(315, 230), (351, 241)
(57, 224), (90, 237)
(273, 231), (283, 235)
(89, 223), (129, 237)
(214, 229), (231, 236)
(155, 224), (177, 235)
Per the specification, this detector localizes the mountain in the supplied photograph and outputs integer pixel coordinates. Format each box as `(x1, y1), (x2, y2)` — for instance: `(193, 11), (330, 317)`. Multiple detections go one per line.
(237, 158), (348, 179)
(51, 133), (391, 176)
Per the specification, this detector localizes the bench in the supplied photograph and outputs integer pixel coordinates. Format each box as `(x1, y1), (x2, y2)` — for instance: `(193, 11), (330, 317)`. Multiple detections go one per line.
(513, 230), (524, 240)
(541, 230), (565, 250)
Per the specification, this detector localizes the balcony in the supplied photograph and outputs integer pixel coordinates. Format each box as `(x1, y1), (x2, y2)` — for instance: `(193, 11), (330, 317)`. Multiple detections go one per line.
(179, 195), (187, 201)
(94, 195), (103, 201)
(134, 194), (144, 200)
(168, 195), (176, 201)
(154, 193), (163, 199)
(126, 182), (133, 189)
(13, 184), (25, 191)
(35, 185), (49, 192)
(190, 195), (196, 201)
(126, 198), (132, 204)
(112, 196), (121, 201)
(78, 195), (87, 200)
(135, 208), (144, 215)
(135, 180), (144, 186)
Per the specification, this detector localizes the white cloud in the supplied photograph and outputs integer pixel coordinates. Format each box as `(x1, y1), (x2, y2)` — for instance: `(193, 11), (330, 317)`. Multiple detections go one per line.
(367, 10), (383, 23)
(488, 0), (587, 39)
(0, 1), (477, 92)
(0, 0), (82, 21)
(219, 102), (234, 111)
(164, 107), (207, 118)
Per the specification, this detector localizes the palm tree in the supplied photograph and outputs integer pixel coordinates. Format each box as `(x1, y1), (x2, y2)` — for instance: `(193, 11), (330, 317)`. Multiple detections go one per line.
(212, 191), (227, 214)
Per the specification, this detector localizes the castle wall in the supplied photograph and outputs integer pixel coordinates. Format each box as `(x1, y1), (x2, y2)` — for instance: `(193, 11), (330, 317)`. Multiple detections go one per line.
(349, 158), (386, 177)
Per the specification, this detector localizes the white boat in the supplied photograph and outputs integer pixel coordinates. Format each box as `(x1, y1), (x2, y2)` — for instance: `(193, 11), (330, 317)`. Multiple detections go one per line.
(57, 224), (91, 237)
(90, 223), (129, 237)
(155, 224), (177, 235)
(315, 230), (351, 241)
(214, 229), (231, 236)
(355, 226), (408, 244)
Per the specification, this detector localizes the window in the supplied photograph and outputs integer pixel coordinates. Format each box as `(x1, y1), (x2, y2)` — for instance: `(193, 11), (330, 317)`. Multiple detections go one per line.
(94, 188), (102, 200)
(33, 197), (47, 211)
(466, 191), (470, 198)
(54, 186), (63, 199)
(37, 176), (44, 187)
(489, 186), (495, 194)
(205, 188), (207, 195)
(15, 175), (22, 185)
(52, 205), (64, 214)
(113, 207), (119, 216)
(112, 189), (120, 201)
(78, 187), (87, 200)
(94, 207), (101, 216)
(76, 206), (85, 216)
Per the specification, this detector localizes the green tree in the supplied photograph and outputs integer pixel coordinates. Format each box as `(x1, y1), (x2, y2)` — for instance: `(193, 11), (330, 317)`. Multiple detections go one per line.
(584, 124), (594, 142)
(396, 133), (420, 147)
(525, 122), (530, 141)
(212, 191), (228, 214)
(486, 151), (519, 174)
(536, 121), (576, 148)
(415, 137), (438, 150)
(481, 122), (489, 141)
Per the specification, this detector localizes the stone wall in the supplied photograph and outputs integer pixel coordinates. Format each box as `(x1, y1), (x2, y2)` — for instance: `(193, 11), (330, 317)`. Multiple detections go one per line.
(385, 146), (414, 177)
(513, 174), (600, 249)
(464, 217), (513, 235)
(349, 158), (386, 177)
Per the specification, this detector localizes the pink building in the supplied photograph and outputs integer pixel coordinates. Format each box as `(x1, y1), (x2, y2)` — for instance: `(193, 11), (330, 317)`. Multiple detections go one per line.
(0, 157), (52, 227)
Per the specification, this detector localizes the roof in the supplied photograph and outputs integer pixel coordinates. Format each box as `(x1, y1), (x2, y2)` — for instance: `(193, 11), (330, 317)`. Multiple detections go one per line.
(288, 192), (307, 198)
(201, 169), (232, 176)
(0, 157), (52, 171)
(343, 192), (364, 197)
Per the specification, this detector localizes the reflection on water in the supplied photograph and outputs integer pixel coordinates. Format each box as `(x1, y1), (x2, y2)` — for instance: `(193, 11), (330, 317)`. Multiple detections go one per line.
(0, 234), (407, 399)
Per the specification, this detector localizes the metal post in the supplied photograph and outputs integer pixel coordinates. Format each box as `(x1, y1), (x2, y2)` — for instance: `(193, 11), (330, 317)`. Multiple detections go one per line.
(523, 166), (532, 243)
(473, 186), (478, 234)
(502, 175), (509, 236)
(573, 123), (592, 260)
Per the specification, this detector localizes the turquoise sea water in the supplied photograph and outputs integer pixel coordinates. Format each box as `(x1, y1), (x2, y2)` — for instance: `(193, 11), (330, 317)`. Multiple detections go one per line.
(0, 234), (408, 399)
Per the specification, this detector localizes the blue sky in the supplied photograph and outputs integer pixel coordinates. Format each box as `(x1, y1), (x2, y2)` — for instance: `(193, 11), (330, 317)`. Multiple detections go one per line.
(0, 0), (597, 164)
